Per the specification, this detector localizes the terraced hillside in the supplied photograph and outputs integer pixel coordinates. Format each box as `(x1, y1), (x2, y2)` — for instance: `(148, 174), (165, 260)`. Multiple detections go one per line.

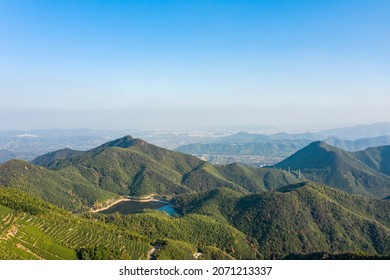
(0, 187), (150, 260)
(97, 210), (257, 260)
(0, 186), (253, 260)
(0, 205), (15, 236)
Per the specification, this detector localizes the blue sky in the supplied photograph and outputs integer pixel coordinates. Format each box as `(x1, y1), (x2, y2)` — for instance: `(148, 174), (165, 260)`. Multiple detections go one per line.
(1, 0), (389, 130)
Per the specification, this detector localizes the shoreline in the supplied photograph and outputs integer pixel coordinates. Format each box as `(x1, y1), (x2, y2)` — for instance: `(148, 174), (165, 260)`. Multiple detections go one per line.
(90, 196), (169, 213)
(127, 197), (168, 203)
(90, 198), (130, 213)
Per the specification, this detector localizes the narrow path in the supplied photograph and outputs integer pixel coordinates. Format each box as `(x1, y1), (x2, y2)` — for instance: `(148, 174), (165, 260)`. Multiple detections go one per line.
(193, 252), (203, 259)
(16, 243), (44, 260)
(148, 245), (162, 260)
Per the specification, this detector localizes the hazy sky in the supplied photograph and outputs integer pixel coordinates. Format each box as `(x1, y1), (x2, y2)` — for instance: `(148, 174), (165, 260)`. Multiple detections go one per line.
(1, 0), (389, 131)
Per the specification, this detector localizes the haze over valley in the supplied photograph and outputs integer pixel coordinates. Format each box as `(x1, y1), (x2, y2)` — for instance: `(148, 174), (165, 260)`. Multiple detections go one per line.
(2, 123), (390, 167)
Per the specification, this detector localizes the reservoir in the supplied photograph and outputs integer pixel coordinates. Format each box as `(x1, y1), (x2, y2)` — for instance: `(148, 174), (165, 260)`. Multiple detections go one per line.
(99, 200), (176, 216)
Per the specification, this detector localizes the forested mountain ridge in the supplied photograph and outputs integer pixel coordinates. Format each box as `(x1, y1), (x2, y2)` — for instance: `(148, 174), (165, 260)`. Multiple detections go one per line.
(175, 182), (390, 259)
(354, 145), (390, 176)
(0, 159), (114, 212)
(32, 148), (84, 167)
(1, 136), (303, 212)
(273, 141), (390, 199)
(33, 135), (304, 196)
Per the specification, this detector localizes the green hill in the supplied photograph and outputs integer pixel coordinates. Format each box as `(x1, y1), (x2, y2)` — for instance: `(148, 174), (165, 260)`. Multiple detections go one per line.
(273, 141), (390, 199)
(0, 160), (114, 212)
(0, 186), (252, 260)
(175, 183), (390, 259)
(354, 145), (390, 176)
(0, 186), (151, 260)
(32, 148), (84, 167)
(28, 135), (304, 201)
(97, 209), (256, 260)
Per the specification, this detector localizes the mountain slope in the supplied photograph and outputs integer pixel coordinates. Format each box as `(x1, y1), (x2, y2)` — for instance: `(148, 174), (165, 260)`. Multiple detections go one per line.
(0, 186), (252, 260)
(99, 210), (256, 260)
(0, 186), (151, 260)
(30, 136), (304, 198)
(320, 122), (390, 139)
(324, 135), (390, 151)
(354, 145), (390, 176)
(32, 148), (84, 167)
(214, 163), (302, 192)
(273, 141), (390, 199)
(0, 160), (114, 212)
(175, 183), (390, 259)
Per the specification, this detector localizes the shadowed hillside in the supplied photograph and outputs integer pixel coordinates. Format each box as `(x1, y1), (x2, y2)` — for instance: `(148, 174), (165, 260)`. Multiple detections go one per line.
(175, 183), (390, 259)
(354, 145), (390, 176)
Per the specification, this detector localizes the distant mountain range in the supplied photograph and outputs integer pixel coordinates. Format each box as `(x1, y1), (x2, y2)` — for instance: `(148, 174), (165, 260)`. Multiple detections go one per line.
(175, 139), (313, 158)
(320, 122), (390, 139)
(0, 149), (17, 163)
(176, 125), (390, 166)
(1, 123), (390, 165)
(1, 135), (390, 260)
(324, 135), (390, 151)
(177, 135), (390, 154)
